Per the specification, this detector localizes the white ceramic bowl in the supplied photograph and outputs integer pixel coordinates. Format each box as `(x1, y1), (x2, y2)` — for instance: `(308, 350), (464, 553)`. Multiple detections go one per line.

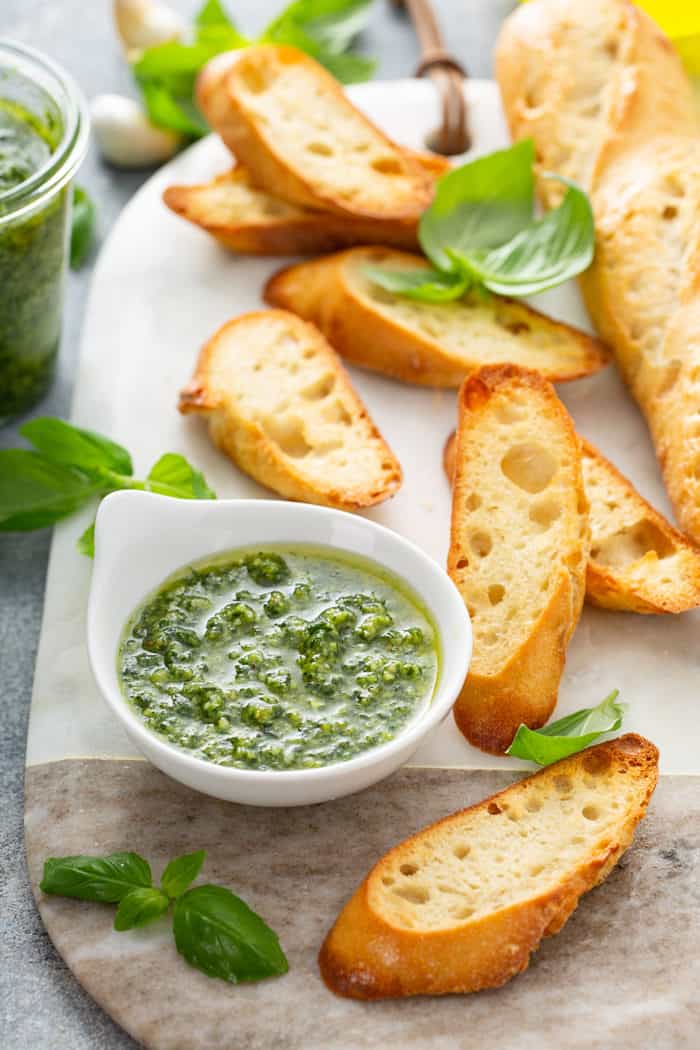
(87, 492), (472, 806)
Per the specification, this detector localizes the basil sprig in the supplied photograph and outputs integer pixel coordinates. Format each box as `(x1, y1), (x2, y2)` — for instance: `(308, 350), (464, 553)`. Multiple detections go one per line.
(134, 0), (375, 139)
(506, 690), (626, 766)
(41, 849), (288, 983)
(0, 417), (215, 556)
(367, 139), (595, 303)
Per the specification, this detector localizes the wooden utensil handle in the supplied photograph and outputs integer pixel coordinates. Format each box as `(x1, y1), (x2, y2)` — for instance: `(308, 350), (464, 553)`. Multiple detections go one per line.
(394, 0), (470, 154)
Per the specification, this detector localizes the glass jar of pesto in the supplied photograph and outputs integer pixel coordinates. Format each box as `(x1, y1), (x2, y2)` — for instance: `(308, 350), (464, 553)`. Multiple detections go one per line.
(0, 41), (88, 425)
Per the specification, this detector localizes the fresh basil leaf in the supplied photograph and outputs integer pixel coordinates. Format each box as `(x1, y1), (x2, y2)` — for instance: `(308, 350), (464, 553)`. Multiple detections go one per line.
(506, 690), (626, 766)
(195, 0), (236, 29)
(364, 264), (469, 303)
(134, 39), (223, 83)
(0, 450), (101, 530)
(317, 50), (375, 83)
(70, 186), (96, 269)
(195, 24), (247, 52)
(261, 0), (375, 82)
(134, 34), (243, 138)
(173, 885), (288, 983)
(114, 887), (170, 931)
(20, 417), (133, 476)
(139, 80), (208, 138)
(146, 453), (216, 499)
(419, 139), (535, 272)
(463, 178), (595, 296)
(264, 0), (374, 56)
(41, 852), (153, 903)
(161, 850), (206, 899)
(77, 520), (95, 558)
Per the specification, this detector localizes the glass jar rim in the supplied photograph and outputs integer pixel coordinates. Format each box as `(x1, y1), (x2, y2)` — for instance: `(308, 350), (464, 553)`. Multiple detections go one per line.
(0, 38), (89, 223)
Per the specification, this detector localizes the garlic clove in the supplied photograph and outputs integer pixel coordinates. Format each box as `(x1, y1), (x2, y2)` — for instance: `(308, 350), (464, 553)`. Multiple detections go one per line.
(91, 94), (182, 168)
(113, 0), (185, 59)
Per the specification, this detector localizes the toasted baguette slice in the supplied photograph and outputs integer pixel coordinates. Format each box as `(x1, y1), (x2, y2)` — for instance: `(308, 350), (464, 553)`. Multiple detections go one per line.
(162, 154), (449, 257)
(448, 366), (589, 754)
(444, 433), (700, 614)
(320, 734), (658, 1000)
(196, 45), (434, 221)
(179, 310), (402, 510)
(265, 248), (609, 386)
(582, 439), (700, 613)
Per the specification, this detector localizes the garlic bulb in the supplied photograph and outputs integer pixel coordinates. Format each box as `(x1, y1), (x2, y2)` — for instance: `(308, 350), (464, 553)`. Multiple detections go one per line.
(113, 0), (185, 60)
(91, 94), (181, 168)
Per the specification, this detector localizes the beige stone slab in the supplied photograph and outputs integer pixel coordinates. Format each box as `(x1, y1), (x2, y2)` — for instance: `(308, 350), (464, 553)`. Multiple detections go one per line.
(25, 759), (699, 1050)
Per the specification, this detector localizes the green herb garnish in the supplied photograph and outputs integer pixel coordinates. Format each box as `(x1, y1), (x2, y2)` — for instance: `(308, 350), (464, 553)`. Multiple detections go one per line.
(261, 0), (376, 82)
(173, 884), (288, 982)
(70, 186), (96, 269)
(366, 139), (595, 302)
(506, 690), (626, 766)
(134, 0), (375, 140)
(41, 849), (288, 983)
(0, 417), (215, 556)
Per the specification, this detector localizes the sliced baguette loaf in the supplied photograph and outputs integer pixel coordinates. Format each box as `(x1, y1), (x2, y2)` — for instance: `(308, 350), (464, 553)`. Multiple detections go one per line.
(196, 45), (434, 222)
(179, 310), (402, 510)
(320, 734), (658, 1000)
(448, 366), (589, 754)
(162, 155), (449, 257)
(265, 248), (609, 386)
(444, 432), (700, 614)
(496, 1), (700, 544)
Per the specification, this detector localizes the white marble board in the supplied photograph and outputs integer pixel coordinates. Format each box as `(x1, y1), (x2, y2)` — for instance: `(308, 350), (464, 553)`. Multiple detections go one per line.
(26, 79), (700, 776)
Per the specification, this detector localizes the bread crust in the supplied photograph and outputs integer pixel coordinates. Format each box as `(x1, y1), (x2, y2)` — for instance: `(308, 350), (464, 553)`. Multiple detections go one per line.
(319, 734), (658, 999)
(496, 0), (700, 542)
(448, 366), (589, 754)
(162, 159), (448, 257)
(179, 310), (402, 510)
(197, 45), (434, 222)
(444, 431), (700, 614)
(265, 248), (609, 387)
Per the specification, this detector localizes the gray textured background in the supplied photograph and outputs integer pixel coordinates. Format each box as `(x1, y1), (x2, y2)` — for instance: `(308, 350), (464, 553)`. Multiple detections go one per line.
(1, 2), (511, 1046)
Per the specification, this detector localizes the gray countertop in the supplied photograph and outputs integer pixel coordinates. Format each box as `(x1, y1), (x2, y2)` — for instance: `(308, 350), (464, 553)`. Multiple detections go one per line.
(1, 2), (511, 1047)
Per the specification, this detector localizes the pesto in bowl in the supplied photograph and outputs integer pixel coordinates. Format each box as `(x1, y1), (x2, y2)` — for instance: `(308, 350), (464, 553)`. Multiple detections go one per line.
(118, 546), (439, 772)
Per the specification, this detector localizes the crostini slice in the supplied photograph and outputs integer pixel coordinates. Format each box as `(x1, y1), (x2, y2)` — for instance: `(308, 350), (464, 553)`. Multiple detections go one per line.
(582, 439), (700, 613)
(320, 734), (658, 999)
(444, 432), (700, 614)
(179, 310), (402, 511)
(448, 365), (589, 754)
(265, 248), (609, 387)
(162, 153), (450, 258)
(196, 45), (434, 222)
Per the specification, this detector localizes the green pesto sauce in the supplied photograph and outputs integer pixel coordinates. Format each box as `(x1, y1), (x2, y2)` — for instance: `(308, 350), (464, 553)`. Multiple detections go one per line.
(119, 547), (440, 772)
(0, 100), (68, 424)
(0, 102), (51, 190)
